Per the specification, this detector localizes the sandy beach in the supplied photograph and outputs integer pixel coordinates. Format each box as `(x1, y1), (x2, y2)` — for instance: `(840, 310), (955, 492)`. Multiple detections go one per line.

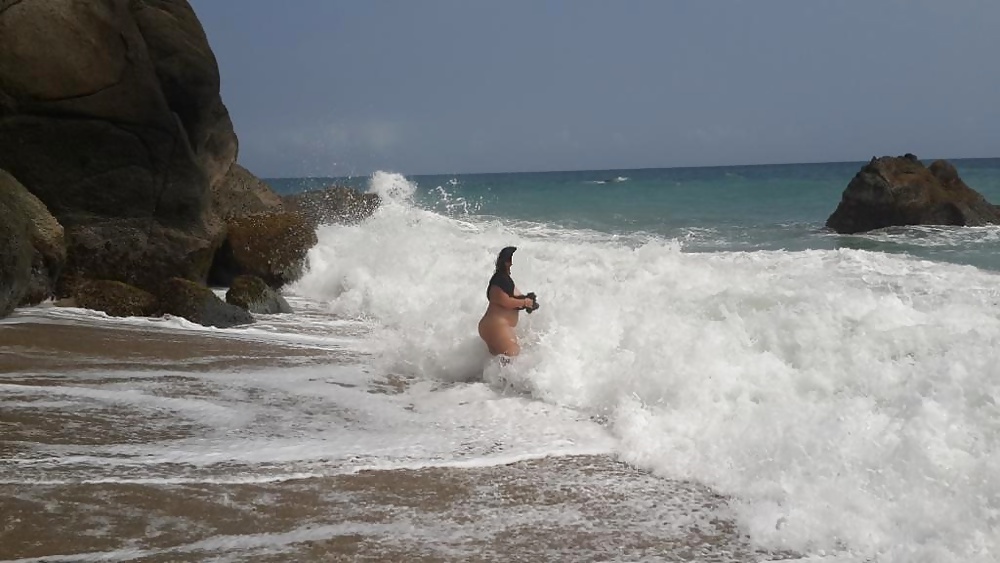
(0, 318), (780, 562)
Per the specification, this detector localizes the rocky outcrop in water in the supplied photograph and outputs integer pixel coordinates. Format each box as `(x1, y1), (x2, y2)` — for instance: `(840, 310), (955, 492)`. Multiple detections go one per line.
(826, 154), (1000, 234)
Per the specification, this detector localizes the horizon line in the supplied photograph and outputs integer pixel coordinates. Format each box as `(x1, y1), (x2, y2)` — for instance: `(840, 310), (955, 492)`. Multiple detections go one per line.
(259, 154), (1000, 181)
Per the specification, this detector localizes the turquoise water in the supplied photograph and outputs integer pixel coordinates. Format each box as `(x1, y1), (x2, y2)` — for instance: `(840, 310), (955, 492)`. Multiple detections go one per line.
(269, 158), (1000, 270)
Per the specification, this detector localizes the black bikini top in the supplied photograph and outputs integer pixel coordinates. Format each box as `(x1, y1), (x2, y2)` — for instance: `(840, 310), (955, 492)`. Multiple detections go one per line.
(488, 271), (515, 300)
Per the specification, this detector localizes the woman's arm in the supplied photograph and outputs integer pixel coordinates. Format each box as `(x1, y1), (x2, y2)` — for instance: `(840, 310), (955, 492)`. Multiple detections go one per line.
(513, 286), (537, 307)
(489, 285), (532, 310)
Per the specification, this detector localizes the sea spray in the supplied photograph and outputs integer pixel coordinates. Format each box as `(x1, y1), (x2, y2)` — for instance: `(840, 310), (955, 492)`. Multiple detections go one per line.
(292, 171), (1000, 562)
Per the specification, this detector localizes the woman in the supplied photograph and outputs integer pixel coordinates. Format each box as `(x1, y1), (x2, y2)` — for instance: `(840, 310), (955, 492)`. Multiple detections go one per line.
(478, 246), (537, 356)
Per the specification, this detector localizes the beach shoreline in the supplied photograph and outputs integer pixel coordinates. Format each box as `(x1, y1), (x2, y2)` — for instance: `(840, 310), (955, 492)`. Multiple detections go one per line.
(0, 317), (342, 375)
(0, 317), (780, 562)
(1, 452), (769, 562)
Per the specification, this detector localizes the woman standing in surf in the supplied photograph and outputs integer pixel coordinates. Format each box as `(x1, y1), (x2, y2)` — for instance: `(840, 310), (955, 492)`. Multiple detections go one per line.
(478, 246), (537, 357)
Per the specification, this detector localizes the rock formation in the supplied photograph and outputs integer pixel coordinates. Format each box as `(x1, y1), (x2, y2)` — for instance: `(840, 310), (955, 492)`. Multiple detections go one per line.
(0, 173), (33, 317)
(208, 211), (317, 288)
(226, 275), (293, 315)
(0, 0), (381, 325)
(211, 163), (286, 222)
(159, 278), (253, 328)
(0, 0), (235, 294)
(0, 169), (64, 313)
(826, 154), (1000, 234)
(72, 279), (159, 318)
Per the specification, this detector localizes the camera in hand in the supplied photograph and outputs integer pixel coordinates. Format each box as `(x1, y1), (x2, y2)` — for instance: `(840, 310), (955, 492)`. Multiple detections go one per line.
(522, 292), (540, 314)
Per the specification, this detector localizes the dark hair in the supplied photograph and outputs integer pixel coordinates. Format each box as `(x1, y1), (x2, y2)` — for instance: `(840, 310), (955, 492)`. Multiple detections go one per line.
(495, 246), (517, 273)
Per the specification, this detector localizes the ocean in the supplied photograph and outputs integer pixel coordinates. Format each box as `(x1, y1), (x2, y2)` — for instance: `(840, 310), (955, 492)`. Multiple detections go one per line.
(3, 159), (1000, 561)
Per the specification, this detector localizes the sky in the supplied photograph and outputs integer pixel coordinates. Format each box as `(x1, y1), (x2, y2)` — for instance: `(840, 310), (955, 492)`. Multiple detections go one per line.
(190, 1), (1000, 177)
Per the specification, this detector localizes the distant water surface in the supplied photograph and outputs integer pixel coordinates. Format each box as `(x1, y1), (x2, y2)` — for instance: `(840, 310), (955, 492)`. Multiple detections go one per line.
(269, 158), (1000, 271)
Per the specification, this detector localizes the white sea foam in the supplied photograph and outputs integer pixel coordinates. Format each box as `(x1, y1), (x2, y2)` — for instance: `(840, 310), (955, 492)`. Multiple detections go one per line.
(3, 298), (367, 351)
(2, 358), (612, 486)
(843, 224), (1000, 248)
(289, 172), (1000, 562)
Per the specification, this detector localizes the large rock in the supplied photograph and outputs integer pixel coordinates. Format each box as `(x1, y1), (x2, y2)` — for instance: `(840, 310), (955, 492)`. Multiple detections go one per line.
(131, 0), (238, 191)
(205, 184), (377, 288)
(73, 279), (159, 318)
(0, 180), (33, 317)
(208, 212), (317, 288)
(283, 185), (380, 228)
(826, 154), (1000, 234)
(226, 275), (292, 315)
(59, 219), (216, 296)
(212, 163), (285, 222)
(0, 169), (65, 306)
(0, 0), (237, 290)
(158, 277), (253, 328)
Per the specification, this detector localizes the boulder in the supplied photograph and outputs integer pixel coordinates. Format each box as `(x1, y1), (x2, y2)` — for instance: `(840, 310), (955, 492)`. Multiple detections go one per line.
(73, 279), (159, 317)
(0, 169), (65, 305)
(0, 0), (238, 289)
(205, 184), (377, 289)
(157, 277), (253, 328)
(226, 275), (293, 315)
(208, 212), (317, 288)
(283, 185), (380, 228)
(826, 154), (1000, 234)
(0, 184), (33, 318)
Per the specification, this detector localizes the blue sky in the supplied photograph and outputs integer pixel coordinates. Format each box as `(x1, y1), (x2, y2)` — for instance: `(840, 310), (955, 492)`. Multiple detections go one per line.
(191, 1), (1000, 177)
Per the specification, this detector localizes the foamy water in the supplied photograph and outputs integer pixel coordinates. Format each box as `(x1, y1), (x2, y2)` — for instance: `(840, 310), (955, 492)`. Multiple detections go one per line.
(287, 171), (1000, 562)
(1, 305), (612, 484)
(1, 298), (622, 560)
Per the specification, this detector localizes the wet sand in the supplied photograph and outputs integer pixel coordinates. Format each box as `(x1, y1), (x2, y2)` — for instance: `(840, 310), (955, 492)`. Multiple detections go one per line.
(1, 320), (787, 562)
(2, 456), (769, 562)
(0, 320), (341, 374)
